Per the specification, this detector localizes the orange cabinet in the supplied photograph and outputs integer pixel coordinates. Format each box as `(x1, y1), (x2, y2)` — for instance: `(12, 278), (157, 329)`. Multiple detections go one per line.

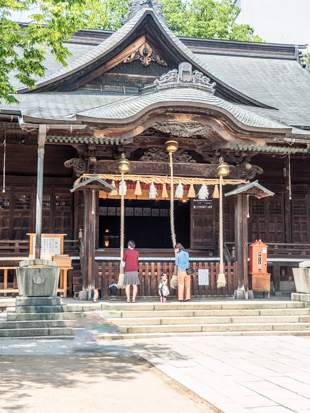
(249, 239), (268, 274)
(249, 240), (270, 297)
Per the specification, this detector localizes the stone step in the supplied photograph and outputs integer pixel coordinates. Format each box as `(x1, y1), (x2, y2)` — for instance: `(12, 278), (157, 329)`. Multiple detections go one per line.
(0, 335), (74, 340)
(16, 305), (65, 314)
(101, 330), (310, 340)
(15, 304), (100, 314)
(7, 311), (86, 321)
(118, 322), (310, 334)
(0, 327), (76, 338)
(109, 308), (310, 319)
(105, 301), (305, 312)
(112, 315), (310, 326)
(0, 320), (76, 329)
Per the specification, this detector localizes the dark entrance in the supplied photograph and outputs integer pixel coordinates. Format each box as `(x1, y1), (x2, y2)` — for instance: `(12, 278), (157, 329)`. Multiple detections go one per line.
(99, 199), (190, 249)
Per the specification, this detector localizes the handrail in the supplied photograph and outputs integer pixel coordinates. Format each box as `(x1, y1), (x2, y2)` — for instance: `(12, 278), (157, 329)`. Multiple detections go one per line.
(0, 239), (80, 256)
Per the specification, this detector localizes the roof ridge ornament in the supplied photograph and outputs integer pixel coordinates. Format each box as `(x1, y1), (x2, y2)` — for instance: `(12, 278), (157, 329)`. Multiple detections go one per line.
(123, 0), (171, 27)
(154, 63), (216, 94)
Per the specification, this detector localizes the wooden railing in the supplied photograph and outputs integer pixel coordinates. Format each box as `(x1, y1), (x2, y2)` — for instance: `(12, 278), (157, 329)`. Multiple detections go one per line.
(225, 242), (310, 258)
(0, 240), (80, 257)
(97, 260), (238, 298)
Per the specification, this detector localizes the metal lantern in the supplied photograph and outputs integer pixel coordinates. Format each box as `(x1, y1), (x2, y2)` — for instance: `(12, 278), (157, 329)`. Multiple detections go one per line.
(165, 140), (178, 154)
(217, 157), (230, 177)
(117, 153), (130, 174)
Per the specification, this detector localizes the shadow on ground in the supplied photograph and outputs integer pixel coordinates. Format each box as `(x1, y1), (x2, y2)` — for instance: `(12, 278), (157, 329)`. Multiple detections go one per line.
(0, 355), (216, 413)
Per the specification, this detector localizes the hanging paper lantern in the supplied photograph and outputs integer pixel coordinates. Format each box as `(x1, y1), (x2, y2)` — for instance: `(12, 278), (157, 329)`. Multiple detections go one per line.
(119, 180), (127, 196)
(187, 183), (196, 198)
(134, 180), (142, 196)
(175, 181), (184, 199)
(110, 180), (118, 196)
(212, 184), (219, 199)
(161, 183), (168, 199)
(149, 181), (157, 199)
(197, 182), (209, 200)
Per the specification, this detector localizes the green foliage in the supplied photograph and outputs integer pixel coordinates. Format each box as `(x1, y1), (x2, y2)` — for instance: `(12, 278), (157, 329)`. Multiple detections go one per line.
(161, 0), (263, 41)
(305, 53), (310, 71)
(100, 0), (263, 42)
(1, 0), (262, 104)
(0, 0), (108, 104)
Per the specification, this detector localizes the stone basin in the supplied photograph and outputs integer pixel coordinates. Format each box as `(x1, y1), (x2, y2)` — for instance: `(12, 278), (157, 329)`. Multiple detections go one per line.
(16, 259), (60, 297)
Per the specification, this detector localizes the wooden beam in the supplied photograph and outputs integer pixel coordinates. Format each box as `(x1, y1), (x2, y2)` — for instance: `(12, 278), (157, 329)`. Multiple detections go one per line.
(63, 35), (146, 91)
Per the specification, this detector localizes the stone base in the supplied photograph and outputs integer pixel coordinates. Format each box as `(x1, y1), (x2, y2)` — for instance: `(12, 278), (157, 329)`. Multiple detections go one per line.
(77, 290), (90, 301)
(234, 289), (254, 299)
(291, 292), (310, 302)
(16, 297), (62, 307)
(275, 291), (282, 296)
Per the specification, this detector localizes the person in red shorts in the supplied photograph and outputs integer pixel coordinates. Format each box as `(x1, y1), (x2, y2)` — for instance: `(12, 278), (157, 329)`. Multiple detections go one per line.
(122, 240), (139, 303)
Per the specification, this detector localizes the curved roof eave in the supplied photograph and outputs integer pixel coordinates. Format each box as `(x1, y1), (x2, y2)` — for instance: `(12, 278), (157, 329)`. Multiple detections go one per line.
(74, 89), (292, 134)
(17, 9), (274, 109)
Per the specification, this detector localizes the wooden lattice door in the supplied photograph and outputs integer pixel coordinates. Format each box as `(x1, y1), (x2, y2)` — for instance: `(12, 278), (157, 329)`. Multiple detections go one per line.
(190, 199), (215, 250)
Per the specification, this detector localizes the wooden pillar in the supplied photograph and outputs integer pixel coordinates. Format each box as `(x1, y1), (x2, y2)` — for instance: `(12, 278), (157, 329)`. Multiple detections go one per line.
(234, 193), (249, 299)
(273, 263), (280, 294)
(81, 188), (96, 293)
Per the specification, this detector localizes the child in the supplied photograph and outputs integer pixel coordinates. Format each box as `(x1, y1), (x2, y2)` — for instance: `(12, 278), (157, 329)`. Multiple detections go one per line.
(109, 279), (118, 295)
(158, 273), (169, 303)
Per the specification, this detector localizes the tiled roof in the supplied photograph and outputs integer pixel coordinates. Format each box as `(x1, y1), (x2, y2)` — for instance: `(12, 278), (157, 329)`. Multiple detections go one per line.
(196, 54), (310, 127)
(0, 93), (132, 120)
(76, 88), (291, 131)
(16, 8), (268, 108)
(9, 43), (93, 90)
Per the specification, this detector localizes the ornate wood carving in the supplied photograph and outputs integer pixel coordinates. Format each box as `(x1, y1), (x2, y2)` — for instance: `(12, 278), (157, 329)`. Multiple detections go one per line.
(239, 162), (263, 180)
(64, 158), (87, 175)
(152, 122), (212, 138)
(123, 42), (167, 67)
(96, 160), (236, 178)
(139, 148), (196, 163)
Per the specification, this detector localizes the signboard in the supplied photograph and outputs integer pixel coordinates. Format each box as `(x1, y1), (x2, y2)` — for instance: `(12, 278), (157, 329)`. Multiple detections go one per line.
(32, 237), (61, 257)
(198, 269), (209, 286)
(28, 233), (65, 257)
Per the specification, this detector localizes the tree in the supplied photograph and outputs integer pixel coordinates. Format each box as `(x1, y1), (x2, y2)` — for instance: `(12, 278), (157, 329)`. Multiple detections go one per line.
(1, 0), (108, 104)
(1, 0), (262, 104)
(97, 0), (263, 42)
(304, 53), (310, 71)
(161, 0), (263, 41)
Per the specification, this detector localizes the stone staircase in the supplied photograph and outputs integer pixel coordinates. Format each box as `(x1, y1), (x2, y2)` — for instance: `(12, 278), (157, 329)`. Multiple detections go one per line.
(0, 297), (99, 339)
(105, 300), (310, 339)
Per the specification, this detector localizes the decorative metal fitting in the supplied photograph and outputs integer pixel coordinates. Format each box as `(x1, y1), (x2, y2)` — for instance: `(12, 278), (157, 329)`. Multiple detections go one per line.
(117, 153), (130, 174)
(217, 157), (230, 177)
(165, 139), (179, 154)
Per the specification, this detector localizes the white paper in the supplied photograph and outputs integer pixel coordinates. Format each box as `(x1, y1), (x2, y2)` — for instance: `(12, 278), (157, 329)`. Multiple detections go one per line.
(198, 269), (209, 285)
(33, 237), (61, 257)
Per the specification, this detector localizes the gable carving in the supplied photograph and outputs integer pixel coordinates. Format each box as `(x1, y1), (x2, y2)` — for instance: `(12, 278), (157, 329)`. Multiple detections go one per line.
(123, 42), (167, 67)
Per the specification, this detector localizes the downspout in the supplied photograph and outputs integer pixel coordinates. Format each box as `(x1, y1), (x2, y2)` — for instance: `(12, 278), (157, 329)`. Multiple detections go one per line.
(35, 124), (46, 259)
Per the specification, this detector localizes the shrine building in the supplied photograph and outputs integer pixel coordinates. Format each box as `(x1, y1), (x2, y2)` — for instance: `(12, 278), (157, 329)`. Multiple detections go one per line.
(1, 0), (310, 299)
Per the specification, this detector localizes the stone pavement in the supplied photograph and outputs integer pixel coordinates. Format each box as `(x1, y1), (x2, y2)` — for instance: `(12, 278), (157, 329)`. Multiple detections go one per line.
(1, 335), (310, 412)
(0, 338), (133, 356)
(119, 336), (310, 413)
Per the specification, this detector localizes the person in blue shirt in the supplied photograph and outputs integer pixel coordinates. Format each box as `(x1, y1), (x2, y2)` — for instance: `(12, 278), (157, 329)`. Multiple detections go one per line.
(175, 243), (191, 302)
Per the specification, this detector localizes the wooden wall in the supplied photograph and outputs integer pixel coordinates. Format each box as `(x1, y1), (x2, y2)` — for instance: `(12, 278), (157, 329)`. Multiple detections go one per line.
(0, 144), (76, 240)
